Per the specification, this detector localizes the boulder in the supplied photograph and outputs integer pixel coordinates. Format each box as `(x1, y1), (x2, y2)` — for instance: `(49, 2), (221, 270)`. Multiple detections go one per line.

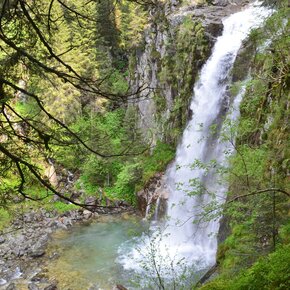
(84, 196), (98, 205)
(29, 248), (45, 258)
(60, 217), (73, 227)
(83, 210), (92, 219)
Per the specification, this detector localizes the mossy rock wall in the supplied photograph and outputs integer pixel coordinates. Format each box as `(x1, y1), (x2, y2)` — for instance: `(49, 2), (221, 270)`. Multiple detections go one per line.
(129, 2), (213, 147)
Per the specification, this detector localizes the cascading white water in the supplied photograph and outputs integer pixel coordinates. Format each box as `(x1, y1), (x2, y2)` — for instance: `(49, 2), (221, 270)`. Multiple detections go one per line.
(118, 0), (273, 279)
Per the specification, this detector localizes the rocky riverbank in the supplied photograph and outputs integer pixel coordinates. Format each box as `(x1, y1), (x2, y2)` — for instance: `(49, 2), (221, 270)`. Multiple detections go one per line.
(0, 204), (134, 290)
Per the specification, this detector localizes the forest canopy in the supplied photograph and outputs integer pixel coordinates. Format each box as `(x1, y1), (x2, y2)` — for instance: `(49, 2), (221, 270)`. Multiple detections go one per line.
(0, 0), (154, 208)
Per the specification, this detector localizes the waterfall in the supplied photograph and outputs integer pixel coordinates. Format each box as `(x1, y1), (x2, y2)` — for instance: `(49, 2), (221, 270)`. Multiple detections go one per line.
(118, 0), (272, 281)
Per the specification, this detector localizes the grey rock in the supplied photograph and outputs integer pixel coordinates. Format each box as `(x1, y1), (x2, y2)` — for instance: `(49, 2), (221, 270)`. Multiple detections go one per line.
(47, 220), (58, 228)
(29, 248), (45, 258)
(55, 221), (67, 230)
(24, 212), (35, 223)
(30, 272), (49, 283)
(44, 283), (57, 290)
(6, 283), (17, 290)
(61, 217), (72, 227)
(28, 283), (40, 290)
(212, 0), (229, 6)
(84, 196), (97, 205)
(0, 236), (5, 244)
(83, 210), (92, 219)
(49, 252), (60, 260)
(0, 278), (7, 286)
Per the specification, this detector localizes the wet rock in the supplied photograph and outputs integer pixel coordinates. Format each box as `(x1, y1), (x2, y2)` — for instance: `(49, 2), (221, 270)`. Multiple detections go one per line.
(49, 252), (60, 260)
(46, 219), (58, 228)
(31, 271), (49, 283)
(55, 221), (68, 230)
(136, 189), (147, 215)
(136, 173), (167, 217)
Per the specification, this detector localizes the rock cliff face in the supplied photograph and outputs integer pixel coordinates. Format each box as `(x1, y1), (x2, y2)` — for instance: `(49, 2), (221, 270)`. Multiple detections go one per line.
(130, 0), (253, 146)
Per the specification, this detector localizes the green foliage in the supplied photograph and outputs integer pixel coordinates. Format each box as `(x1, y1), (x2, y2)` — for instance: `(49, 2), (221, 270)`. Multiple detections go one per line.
(233, 245), (290, 290)
(48, 201), (78, 213)
(201, 245), (290, 290)
(133, 228), (196, 290)
(106, 163), (142, 203)
(205, 5), (290, 289)
(0, 0), (152, 224)
(79, 156), (110, 192)
(108, 70), (129, 95)
(141, 141), (175, 185)
(229, 144), (268, 188)
(105, 141), (175, 203)
(0, 208), (11, 230)
(280, 222), (290, 244)
(116, 1), (148, 50)
(55, 109), (171, 205)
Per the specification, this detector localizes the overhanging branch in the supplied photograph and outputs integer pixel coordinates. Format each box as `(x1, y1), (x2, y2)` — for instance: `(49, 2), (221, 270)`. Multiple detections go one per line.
(228, 188), (290, 203)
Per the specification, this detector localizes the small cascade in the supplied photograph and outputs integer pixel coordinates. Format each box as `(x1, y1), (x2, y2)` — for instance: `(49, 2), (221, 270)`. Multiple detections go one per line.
(153, 196), (161, 221)
(144, 194), (153, 219)
(118, 0), (273, 281)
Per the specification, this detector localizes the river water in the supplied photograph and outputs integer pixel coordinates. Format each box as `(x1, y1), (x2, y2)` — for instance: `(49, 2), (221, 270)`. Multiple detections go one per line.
(47, 215), (145, 289)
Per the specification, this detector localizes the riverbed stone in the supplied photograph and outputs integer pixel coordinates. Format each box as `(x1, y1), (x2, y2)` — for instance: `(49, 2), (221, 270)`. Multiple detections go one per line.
(113, 284), (128, 290)
(29, 248), (45, 258)
(83, 210), (92, 219)
(60, 216), (73, 227)
(85, 196), (98, 205)
(0, 236), (5, 244)
(6, 283), (17, 290)
(28, 283), (40, 290)
(0, 203), (136, 288)
(43, 282), (57, 290)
